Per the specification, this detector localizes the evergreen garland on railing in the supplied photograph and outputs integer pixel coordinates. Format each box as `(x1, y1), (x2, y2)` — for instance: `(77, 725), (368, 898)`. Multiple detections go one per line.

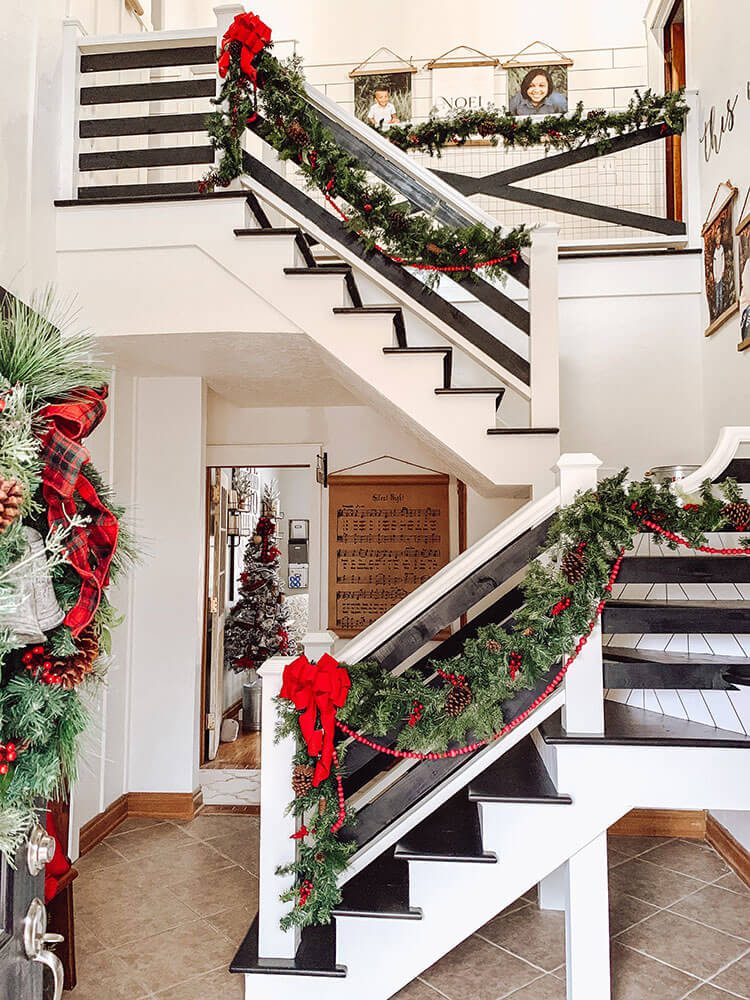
(275, 471), (749, 930)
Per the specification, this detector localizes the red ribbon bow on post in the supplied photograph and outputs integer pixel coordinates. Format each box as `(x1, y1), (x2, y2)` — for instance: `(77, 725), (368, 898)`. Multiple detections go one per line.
(37, 387), (119, 636)
(217, 11), (272, 82)
(280, 653), (351, 786)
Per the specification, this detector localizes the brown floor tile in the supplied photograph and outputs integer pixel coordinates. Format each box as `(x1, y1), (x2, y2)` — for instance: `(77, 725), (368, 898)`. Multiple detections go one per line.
(714, 871), (750, 895)
(607, 835), (671, 858)
(105, 822), (195, 860)
(114, 816), (168, 835)
(76, 884), (198, 948)
(168, 864), (259, 918)
(609, 892), (660, 936)
(615, 909), (749, 979)
(113, 918), (235, 993)
(505, 974), (566, 998)
(480, 904), (565, 972)
(422, 934), (540, 1000)
(393, 980), (446, 1000)
(208, 825), (260, 874)
(497, 898), (533, 919)
(155, 963), (244, 999)
(66, 948), (152, 999)
(684, 987), (741, 999)
(609, 857), (705, 907)
(711, 950), (750, 998)
(609, 844), (630, 869)
(671, 883), (750, 941)
(642, 840), (730, 882)
(134, 840), (236, 887)
(175, 814), (258, 842)
(611, 942), (699, 1000)
(75, 841), (128, 873)
(73, 917), (106, 961)
(206, 898), (259, 948)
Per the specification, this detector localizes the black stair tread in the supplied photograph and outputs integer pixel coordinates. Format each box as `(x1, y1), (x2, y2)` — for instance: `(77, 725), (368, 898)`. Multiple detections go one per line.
(487, 427), (560, 435)
(603, 599), (750, 633)
(383, 346), (450, 353)
(333, 306), (407, 347)
(80, 44), (217, 73)
(604, 645), (750, 666)
(618, 556), (750, 584)
(333, 306), (402, 313)
(283, 266), (351, 275)
(235, 227), (304, 236)
(55, 190), (249, 208)
(79, 145), (214, 170)
(394, 793), (496, 863)
(334, 850), (420, 919)
(468, 738), (572, 804)
(77, 181), (204, 200)
(724, 667), (750, 686)
(79, 112), (209, 138)
(80, 78), (217, 106)
(540, 700), (750, 747)
(436, 387), (505, 394)
(230, 918), (346, 978)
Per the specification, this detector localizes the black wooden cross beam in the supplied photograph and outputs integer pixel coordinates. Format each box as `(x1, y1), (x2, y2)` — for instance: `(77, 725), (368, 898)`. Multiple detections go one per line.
(431, 123), (687, 237)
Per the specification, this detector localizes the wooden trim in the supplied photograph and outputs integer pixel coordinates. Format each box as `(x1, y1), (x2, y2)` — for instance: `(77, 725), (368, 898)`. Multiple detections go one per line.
(128, 789), (203, 821)
(328, 474), (450, 486)
(704, 300), (739, 337)
(706, 814), (750, 887)
(738, 338), (750, 352)
(78, 793), (128, 855)
(609, 808), (707, 839)
(78, 789), (203, 855)
(199, 466), (212, 767)
(701, 181), (738, 234)
(198, 804), (260, 815)
(427, 58), (498, 69)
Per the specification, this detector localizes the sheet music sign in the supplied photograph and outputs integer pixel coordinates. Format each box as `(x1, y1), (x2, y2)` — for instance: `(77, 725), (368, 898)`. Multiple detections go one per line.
(328, 475), (450, 638)
(431, 63), (495, 116)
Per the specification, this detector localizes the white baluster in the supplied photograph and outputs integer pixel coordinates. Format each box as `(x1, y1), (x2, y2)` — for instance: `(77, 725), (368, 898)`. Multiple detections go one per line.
(60, 19), (85, 201)
(557, 453), (605, 734)
(529, 223), (560, 430)
(565, 833), (611, 999)
(257, 655), (298, 959)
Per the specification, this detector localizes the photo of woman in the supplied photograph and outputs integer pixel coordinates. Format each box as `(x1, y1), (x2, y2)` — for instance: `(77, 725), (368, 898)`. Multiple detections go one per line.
(508, 66), (568, 116)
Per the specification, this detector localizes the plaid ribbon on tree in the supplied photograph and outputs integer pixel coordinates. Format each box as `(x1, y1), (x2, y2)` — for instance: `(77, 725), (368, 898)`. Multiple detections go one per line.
(37, 387), (119, 636)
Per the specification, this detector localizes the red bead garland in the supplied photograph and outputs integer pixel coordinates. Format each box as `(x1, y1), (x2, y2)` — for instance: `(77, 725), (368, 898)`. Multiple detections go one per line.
(639, 517), (750, 556)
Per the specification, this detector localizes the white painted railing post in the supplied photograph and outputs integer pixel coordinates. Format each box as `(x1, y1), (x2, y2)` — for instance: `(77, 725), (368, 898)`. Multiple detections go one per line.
(565, 833), (611, 999)
(59, 19), (85, 201)
(214, 2), (244, 39)
(257, 655), (297, 959)
(681, 90), (702, 250)
(303, 631), (337, 661)
(557, 453), (605, 734)
(528, 223), (560, 430)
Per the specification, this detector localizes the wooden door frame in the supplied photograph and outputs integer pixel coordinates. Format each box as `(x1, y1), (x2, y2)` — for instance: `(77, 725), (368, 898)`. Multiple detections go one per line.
(199, 444), (323, 766)
(663, 0), (686, 221)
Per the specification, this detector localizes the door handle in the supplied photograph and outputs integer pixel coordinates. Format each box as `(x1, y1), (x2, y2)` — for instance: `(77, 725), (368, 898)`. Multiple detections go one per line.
(23, 898), (64, 999)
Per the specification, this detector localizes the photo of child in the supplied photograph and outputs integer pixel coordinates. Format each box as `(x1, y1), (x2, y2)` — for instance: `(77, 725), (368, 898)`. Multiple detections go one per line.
(702, 186), (738, 336)
(354, 71), (412, 130)
(507, 64), (568, 117)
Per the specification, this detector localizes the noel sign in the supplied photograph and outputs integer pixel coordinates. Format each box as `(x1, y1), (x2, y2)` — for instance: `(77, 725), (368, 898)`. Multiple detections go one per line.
(428, 48), (498, 118)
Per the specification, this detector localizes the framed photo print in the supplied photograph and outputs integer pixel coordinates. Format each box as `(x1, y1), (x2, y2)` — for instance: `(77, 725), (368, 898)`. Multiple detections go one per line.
(735, 188), (750, 351)
(350, 48), (416, 130)
(702, 180), (739, 337)
(502, 42), (572, 117)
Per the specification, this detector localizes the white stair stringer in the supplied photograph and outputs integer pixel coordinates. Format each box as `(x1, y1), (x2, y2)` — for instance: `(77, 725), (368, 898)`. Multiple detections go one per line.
(56, 197), (558, 495)
(242, 738), (750, 1000)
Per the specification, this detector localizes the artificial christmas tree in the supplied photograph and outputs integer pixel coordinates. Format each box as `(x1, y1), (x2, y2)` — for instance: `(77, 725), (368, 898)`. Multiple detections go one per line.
(223, 481), (293, 673)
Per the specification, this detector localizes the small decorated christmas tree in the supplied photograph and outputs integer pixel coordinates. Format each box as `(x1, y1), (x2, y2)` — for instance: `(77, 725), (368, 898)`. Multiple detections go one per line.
(224, 481), (292, 673)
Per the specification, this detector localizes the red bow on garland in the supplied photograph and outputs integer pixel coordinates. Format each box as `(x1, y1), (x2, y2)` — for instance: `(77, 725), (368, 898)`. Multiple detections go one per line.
(280, 654), (351, 786)
(37, 387), (119, 636)
(217, 11), (271, 82)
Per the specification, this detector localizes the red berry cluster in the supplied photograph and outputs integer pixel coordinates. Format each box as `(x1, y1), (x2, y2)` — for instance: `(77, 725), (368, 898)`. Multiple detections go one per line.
(21, 646), (62, 685)
(299, 879), (313, 907)
(0, 741), (18, 775)
(508, 651), (522, 680)
(550, 597), (571, 617)
(436, 668), (466, 687)
(408, 700), (424, 727)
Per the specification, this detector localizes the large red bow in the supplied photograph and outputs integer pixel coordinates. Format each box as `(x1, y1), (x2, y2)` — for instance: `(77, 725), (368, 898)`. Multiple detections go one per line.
(37, 387), (119, 636)
(218, 11), (271, 81)
(280, 654), (351, 786)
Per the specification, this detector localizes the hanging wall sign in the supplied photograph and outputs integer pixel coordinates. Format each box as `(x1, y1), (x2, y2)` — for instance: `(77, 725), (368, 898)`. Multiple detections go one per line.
(736, 189), (750, 351)
(501, 41), (572, 117)
(350, 48), (417, 130)
(427, 46), (498, 117)
(702, 180), (739, 337)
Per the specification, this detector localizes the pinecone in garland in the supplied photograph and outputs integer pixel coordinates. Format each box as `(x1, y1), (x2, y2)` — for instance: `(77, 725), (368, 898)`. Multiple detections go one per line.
(476, 117), (496, 138)
(485, 639), (501, 653)
(291, 763), (314, 798)
(722, 501), (750, 531)
(0, 478), (22, 533)
(444, 683), (472, 718)
(561, 548), (586, 584)
(286, 119), (309, 147)
(52, 626), (100, 689)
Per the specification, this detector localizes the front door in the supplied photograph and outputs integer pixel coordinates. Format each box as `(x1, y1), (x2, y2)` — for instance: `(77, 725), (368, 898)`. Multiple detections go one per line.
(0, 831), (61, 999)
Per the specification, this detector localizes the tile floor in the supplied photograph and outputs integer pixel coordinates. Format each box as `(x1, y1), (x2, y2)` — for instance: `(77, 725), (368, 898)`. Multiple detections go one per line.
(72, 819), (750, 999)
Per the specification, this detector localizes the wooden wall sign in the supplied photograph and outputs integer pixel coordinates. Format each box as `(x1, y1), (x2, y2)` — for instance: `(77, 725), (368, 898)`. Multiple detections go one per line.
(328, 474), (450, 638)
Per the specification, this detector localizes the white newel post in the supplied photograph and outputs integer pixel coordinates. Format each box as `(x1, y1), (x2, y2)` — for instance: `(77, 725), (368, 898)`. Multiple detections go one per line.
(528, 223), (560, 430)
(565, 833), (611, 999)
(681, 90), (702, 250)
(303, 631), (337, 661)
(214, 2), (245, 38)
(59, 19), (85, 201)
(257, 655), (298, 959)
(557, 453), (605, 734)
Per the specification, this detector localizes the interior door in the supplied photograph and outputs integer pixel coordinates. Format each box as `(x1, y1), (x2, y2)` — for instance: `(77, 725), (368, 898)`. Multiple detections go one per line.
(0, 830), (62, 1000)
(664, 0), (686, 220)
(205, 468), (231, 761)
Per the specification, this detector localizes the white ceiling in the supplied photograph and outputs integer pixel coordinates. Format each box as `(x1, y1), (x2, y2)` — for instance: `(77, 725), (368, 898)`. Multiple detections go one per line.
(96, 331), (362, 407)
